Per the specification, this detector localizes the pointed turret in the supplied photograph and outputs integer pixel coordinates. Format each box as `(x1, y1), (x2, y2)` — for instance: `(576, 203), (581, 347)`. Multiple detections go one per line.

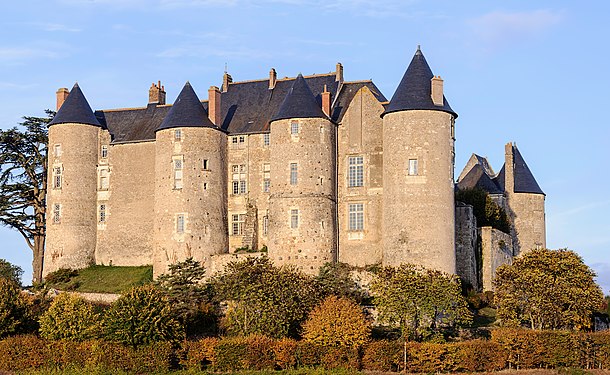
(383, 46), (457, 118)
(271, 74), (327, 122)
(512, 146), (544, 195)
(157, 82), (215, 131)
(457, 164), (503, 195)
(49, 83), (101, 127)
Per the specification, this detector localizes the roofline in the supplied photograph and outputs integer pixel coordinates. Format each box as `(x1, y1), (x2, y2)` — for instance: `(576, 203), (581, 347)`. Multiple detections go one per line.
(381, 107), (458, 119)
(228, 72), (335, 86)
(110, 139), (156, 145)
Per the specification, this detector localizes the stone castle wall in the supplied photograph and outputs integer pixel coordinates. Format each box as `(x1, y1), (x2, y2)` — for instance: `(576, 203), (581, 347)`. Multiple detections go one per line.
(455, 202), (479, 291)
(480, 226), (513, 291)
(508, 192), (546, 255)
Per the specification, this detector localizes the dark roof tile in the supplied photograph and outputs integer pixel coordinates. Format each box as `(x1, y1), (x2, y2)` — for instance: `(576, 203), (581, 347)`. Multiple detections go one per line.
(157, 82), (216, 131)
(49, 83), (101, 127)
(271, 74), (327, 122)
(513, 146), (544, 195)
(457, 164), (503, 194)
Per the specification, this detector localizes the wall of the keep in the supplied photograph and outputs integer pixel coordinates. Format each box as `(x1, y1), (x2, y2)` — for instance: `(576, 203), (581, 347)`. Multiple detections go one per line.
(455, 202), (479, 291)
(508, 192), (546, 255)
(337, 87), (384, 266)
(95, 140), (155, 266)
(480, 226), (513, 291)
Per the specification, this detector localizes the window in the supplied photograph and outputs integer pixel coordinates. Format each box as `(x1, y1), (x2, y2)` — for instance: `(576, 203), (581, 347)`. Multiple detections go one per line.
(53, 204), (61, 223)
(290, 209), (299, 229)
(203, 182), (208, 190)
(263, 133), (270, 146)
(408, 159), (418, 176)
(203, 159), (209, 170)
(174, 157), (183, 189)
(291, 121), (299, 135)
(53, 144), (61, 157)
(263, 163), (270, 192)
(232, 136), (238, 145)
(239, 135), (245, 143)
(290, 163), (298, 185)
(348, 156), (364, 187)
(174, 129), (182, 141)
(101, 145), (108, 158)
(99, 204), (106, 223)
(99, 168), (109, 190)
(231, 214), (245, 235)
(176, 214), (185, 233)
(52, 166), (62, 189)
(349, 203), (364, 231)
(231, 164), (247, 195)
(263, 215), (269, 236)
(231, 135), (246, 148)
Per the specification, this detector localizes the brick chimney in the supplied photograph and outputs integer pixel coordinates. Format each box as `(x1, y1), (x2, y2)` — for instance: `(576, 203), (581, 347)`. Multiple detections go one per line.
(269, 68), (277, 90)
(321, 85), (331, 117)
(335, 62), (343, 83)
(208, 86), (221, 126)
(56, 88), (69, 110)
(222, 72), (233, 93)
(431, 76), (444, 106)
(149, 81), (166, 105)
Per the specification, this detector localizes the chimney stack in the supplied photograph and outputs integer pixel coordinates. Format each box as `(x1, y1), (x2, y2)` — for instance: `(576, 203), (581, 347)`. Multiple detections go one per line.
(335, 62), (343, 83)
(222, 72), (233, 93)
(149, 81), (166, 105)
(269, 68), (277, 90)
(431, 76), (444, 106)
(56, 88), (69, 110)
(321, 85), (331, 117)
(208, 86), (222, 126)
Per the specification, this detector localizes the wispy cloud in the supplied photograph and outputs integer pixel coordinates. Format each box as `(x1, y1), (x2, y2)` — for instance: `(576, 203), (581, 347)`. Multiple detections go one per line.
(468, 9), (563, 49)
(0, 82), (37, 90)
(0, 47), (59, 63)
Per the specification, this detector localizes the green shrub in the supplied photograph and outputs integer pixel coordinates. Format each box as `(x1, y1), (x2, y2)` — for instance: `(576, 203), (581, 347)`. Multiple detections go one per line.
(0, 278), (34, 338)
(362, 340), (402, 372)
(0, 259), (23, 286)
(39, 293), (100, 341)
(273, 338), (299, 369)
(456, 187), (511, 233)
(45, 268), (78, 284)
(102, 284), (183, 348)
(180, 337), (218, 371)
(213, 337), (249, 371)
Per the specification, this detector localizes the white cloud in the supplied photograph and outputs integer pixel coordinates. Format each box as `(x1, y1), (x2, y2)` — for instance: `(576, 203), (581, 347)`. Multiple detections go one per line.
(469, 9), (563, 48)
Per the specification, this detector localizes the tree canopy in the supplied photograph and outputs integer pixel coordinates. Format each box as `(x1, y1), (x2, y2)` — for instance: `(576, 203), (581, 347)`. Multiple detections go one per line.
(370, 264), (472, 341)
(455, 187), (511, 233)
(494, 248), (604, 330)
(0, 111), (53, 283)
(0, 259), (23, 286)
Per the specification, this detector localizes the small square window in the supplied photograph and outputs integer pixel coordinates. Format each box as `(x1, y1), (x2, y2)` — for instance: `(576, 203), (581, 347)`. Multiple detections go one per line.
(203, 159), (209, 170)
(290, 209), (299, 229)
(408, 159), (418, 176)
(239, 135), (245, 143)
(290, 163), (298, 185)
(53, 166), (62, 189)
(349, 203), (364, 231)
(174, 129), (182, 141)
(203, 182), (208, 190)
(54, 144), (61, 157)
(176, 214), (185, 233)
(101, 145), (108, 159)
(291, 121), (299, 135)
(53, 204), (61, 223)
(263, 179), (270, 193)
(232, 136), (238, 144)
(263, 133), (270, 146)
(99, 204), (106, 223)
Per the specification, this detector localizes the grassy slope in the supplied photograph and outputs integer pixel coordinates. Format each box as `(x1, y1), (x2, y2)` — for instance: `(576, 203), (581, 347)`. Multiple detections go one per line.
(47, 265), (152, 294)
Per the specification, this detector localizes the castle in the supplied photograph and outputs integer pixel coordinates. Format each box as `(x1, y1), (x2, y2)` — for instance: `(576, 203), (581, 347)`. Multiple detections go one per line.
(43, 47), (546, 291)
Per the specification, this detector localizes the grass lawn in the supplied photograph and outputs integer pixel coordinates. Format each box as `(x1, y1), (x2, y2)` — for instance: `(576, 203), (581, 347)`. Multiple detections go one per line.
(45, 264), (152, 294)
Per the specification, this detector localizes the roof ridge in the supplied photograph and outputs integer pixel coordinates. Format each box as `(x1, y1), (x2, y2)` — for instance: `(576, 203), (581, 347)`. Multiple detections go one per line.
(228, 72), (335, 86)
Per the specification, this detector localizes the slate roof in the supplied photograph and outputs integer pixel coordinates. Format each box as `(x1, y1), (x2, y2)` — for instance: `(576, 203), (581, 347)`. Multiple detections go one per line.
(271, 74), (327, 122)
(94, 73), (386, 143)
(383, 47), (457, 118)
(457, 163), (503, 194)
(49, 83), (101, 127)
(157, 82), (216, 132)
(512, 146), (544, 195)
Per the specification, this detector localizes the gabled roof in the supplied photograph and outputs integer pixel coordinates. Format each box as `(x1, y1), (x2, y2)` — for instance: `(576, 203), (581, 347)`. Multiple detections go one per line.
(457, 163), (503, 194)
(270, 74), (327, 122)
(49, 83), (101, 127)
(156, 82), (216, 132)
(512, 146), (544, 195)
(383, 47), (457, 118)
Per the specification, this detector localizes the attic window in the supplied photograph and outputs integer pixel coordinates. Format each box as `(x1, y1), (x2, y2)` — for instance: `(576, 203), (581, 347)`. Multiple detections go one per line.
(174, 129), (182, 141)
(291, 121), (299, 135)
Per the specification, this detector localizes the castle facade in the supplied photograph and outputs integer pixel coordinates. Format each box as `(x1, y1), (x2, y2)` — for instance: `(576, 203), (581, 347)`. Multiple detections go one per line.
(43, 48), (546, 290)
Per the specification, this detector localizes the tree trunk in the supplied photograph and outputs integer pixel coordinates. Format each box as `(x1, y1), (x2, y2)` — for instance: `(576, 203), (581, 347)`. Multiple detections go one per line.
(32, 234), (45, 284)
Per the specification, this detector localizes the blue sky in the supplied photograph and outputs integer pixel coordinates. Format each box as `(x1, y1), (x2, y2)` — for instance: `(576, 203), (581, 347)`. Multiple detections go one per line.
(1, 0), (608, 293)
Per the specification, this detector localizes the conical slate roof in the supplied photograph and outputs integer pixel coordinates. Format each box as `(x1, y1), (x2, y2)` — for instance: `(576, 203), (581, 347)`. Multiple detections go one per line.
(49, 83), (101, 127)
(383, 47), (457, 118)
(513, 146), (544, 195)
(270, 74), (327, 122)
(157, 82), (216, 131)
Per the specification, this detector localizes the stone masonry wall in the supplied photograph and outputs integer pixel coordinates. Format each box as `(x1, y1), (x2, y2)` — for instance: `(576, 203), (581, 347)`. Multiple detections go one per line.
(480, 226), (513, 291)
(337, 86), (384, 266)
(95, 140), (155, 266)
(44, 124), (100, 276)
(508, 192), (546, 255)
(382, 110), (456, 274)
(455, 202), (479, 291)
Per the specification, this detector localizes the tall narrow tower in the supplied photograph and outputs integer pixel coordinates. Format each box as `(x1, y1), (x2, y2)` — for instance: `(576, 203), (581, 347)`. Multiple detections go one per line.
(381, 47), (458, 274)
(45, 83), (101, 277)
(153, 82), (228, 277)
(268, 74), (337, 274)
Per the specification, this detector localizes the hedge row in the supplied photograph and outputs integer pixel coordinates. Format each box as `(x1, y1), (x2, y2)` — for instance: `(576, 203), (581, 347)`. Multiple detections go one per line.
(1, 330), (609, 373)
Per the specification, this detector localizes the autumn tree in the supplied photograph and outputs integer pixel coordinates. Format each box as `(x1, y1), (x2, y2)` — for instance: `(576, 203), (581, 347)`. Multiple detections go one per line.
(39, 293), (100, 341)
(302, 295), (370, 347)
(371, 264), (472, 341)
(0, 277), (35, 338)
(0, 111), (53, 283)
(0, 259), (24, 286)
(211, 256), (320, 338)
(494, 248), (604, 330)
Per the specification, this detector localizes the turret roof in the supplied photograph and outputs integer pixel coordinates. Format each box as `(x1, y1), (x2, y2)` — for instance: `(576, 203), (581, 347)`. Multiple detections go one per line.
(512, 146), (544, 195)
(383, 47), (457, 118)
(49, 83), (101, 127)
(156, 82), (216, 131)
(270, 74), (328, 122)
(457, 163), (503, 194)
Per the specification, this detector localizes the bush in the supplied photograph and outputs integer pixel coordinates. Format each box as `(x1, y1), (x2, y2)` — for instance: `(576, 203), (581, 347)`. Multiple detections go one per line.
(456, 187), (511, 233)
(102, 284), (183, 348)
(0, 259), (23, 286)
(39, 293), (100, 341)
(0, 277), (34, 338)
(180, 337), (218, 371)
(362, 340), (402, 372)
(302, 295), (370, 348)
(44, 268), (78, 284)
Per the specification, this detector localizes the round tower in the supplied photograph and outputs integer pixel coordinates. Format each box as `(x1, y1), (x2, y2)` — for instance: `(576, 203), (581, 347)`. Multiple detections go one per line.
(153, 82), (228, 277)
(44, 83), (101, 277)
(268, 74), (337, 274)
(381, 47), (458, 274)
